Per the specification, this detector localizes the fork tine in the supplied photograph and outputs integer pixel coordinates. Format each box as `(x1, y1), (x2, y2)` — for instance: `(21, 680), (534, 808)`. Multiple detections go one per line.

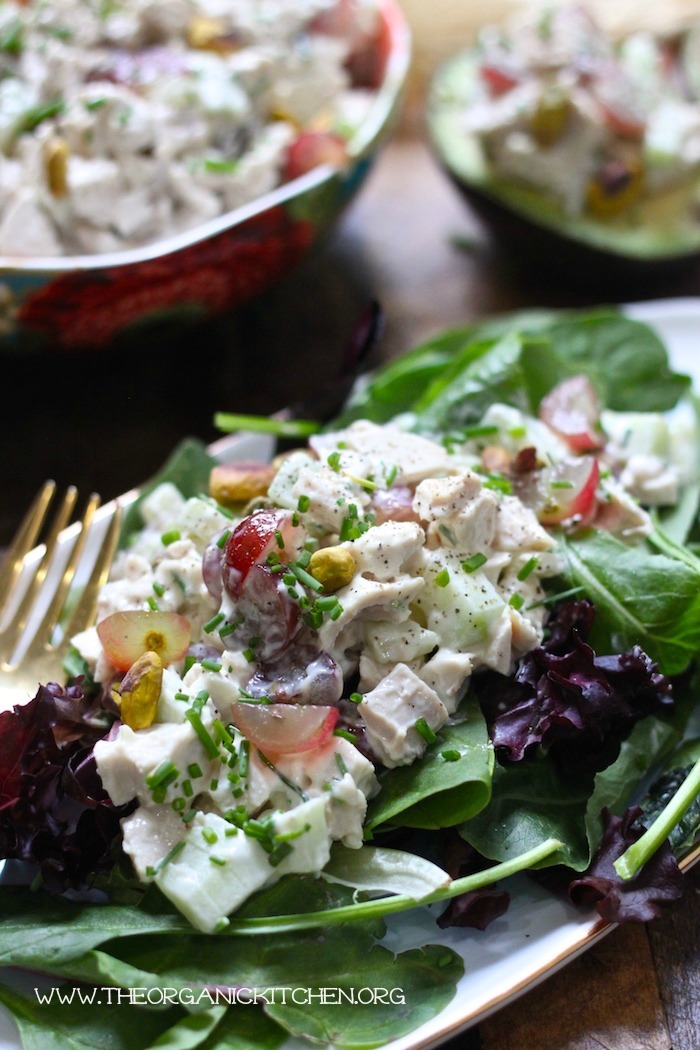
(62, 503), (122, 639)
(27, 492), (102, 652)
(0, 480), (56, 621)
(0, 486), (78, 658)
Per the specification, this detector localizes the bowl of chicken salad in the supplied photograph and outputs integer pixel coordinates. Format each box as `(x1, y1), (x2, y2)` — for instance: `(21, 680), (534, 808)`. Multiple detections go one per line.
(428, 2), (700, 289)
(0, 0), (409, 352)
(1, 302), (700, 1050)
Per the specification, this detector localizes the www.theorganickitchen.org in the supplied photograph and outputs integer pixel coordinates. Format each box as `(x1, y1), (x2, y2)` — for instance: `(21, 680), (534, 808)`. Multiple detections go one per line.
(34, 986), (408, 1007)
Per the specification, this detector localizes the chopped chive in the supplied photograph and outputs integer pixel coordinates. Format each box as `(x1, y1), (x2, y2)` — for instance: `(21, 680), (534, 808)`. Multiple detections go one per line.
(462, 552), (487, 573)
(483, 474), (512, 495)
(517, 556), (538, 581)
(414, 717), (437, 744)
(315, 595), (339, 610)
(219, 621), (239, 638)
(327, 451), (342, 472)
(209, 855), (227, 866)
(239, 740), (250, 778)
(303, 608), (324, 630)
(183, 655), (196, 674)
(184, 709), (219, 759)
(348, 692), (363, 704)
(161, 529), (181, 545)
(385, 464), (398, 487)
(333, 728), (357, 744)
(202, 827), (219, 845)
(438, 524), (457, 546)
(509, 592), (525, 610)
(462, 424), (500, 439)
(210, 778), (219, 791)
(172, 572), (188, 594)
(146, 759), (180, 790)
(213, 720), (234, 748)
(203, 613), (225, 634)
(258, 751), (308, 800)
(172, 796), (187, 811)
(329, 602), (343, 621)
(242, 648), (255, 663)
(182, 779), (193, 798)
(335, 752), (348, 776)
(551, 479), (575, 489)
(213, 412), (321, 438)
(297, 494), (310, 512)
(147, 596), (159, 611)
(283, 573), (296, 586)
(268, 842), (294, 867)
(216, 529), (231, 549)
(292, 564), (324, 592)
(188, 763), (203, 779)
(526, 585), (585, 610)
(153, 581), (166, 597)
(434, 568), (450, 587)
(201, 658), (222, 672)
(174, 691), (190, 702)
(274, 529), (285, 549)
(155, 840), (185, 873)
(441, 750), (461, 762)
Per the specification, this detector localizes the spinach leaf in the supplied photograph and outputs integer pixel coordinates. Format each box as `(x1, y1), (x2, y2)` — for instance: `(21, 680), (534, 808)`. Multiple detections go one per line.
(543, 311), (691, 412)
(120, 438), (216, 546)
(329, 308), (689, 433)
(458, 755), (591, 869)
(413, 333), (540, 432)
(264, 944), (461, 1049)
(74, 923), (462, 1050)
(0, 981), (183, 1050)
(460, 716), (676, 871)
(0, 889), (192, 969)
(559, 531), (700, 676)
(365, 701), (493, 832)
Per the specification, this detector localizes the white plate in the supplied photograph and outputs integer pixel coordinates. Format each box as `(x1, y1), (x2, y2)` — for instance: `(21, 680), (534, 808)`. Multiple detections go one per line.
(1, 297), (699, 1050)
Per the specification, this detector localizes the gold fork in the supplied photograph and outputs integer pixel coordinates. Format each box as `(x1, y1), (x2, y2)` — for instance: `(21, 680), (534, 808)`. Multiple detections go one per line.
(0, 481), (122, 708)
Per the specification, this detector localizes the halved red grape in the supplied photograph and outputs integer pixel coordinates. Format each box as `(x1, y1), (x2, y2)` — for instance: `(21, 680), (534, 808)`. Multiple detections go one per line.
(223, 509), (303, 600)
(539, 375), (605, 453)
(230, 702), (339, 755)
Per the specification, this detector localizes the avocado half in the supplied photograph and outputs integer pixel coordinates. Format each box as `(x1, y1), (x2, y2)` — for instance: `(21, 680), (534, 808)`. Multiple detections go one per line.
(427, 51), (700, 292)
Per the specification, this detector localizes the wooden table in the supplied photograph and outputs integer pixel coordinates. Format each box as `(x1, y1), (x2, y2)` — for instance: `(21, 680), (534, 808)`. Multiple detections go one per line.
(2, 94), (700, 1050)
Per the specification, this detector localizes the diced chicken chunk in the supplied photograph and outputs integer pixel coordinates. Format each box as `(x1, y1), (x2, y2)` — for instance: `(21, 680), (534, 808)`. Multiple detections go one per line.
(360, 663), (448, 768)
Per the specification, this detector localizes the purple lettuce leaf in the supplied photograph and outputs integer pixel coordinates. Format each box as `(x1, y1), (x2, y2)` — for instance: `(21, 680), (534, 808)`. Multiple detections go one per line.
(475, 600), (673, 777)
(0, 682), (133, 893)
(568, 807), (685, 923)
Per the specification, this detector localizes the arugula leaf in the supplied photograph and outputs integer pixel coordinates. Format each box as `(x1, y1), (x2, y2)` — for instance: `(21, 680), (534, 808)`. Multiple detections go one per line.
(559, 531), (700, 675)
(365, 702), (493, 832)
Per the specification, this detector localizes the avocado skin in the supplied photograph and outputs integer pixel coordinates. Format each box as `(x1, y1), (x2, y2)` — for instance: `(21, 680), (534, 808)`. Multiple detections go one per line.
(445, 172), (700, 296)
(428, 50), (700, 296)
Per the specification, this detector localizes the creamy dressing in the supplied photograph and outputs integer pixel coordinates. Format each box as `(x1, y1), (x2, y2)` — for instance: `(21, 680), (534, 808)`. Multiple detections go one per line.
(0, 0), (380, 256)
(80, 400), (686, 930)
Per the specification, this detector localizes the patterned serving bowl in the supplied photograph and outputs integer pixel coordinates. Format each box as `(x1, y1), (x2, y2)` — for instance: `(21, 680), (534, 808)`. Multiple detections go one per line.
(0, 0), (410, 353)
